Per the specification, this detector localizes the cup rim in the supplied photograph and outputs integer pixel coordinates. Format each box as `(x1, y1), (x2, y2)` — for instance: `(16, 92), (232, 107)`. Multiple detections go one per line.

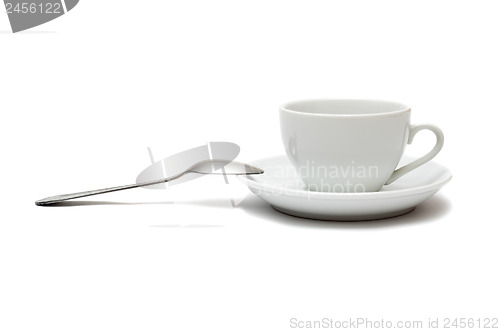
(280, 99), (411, 117)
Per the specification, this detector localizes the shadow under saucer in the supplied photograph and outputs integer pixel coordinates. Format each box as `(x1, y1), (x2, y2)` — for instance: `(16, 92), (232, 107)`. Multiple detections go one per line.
(237, 194), (452, 229)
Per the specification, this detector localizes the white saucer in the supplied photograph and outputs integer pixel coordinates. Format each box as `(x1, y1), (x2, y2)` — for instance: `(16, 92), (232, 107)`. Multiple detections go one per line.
(238, 155), (452, 221)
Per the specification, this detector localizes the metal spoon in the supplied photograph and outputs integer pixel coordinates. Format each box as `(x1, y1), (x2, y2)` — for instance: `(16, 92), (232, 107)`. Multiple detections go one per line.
(35, 159), (264, 206)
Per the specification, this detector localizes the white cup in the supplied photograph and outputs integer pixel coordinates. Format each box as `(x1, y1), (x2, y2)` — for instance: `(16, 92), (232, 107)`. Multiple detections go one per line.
(280, 99), (444, 193)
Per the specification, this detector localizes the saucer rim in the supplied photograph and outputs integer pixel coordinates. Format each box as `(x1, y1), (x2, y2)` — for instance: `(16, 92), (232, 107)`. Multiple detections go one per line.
(238, 155), (452, 200)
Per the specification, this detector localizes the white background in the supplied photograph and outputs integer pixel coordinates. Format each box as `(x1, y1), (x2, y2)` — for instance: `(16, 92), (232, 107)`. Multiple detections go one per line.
(1, 1), (499, 331)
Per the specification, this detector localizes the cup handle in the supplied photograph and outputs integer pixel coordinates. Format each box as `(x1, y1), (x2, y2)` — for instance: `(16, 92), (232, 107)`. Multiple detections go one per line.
(385, 123), (444, 185)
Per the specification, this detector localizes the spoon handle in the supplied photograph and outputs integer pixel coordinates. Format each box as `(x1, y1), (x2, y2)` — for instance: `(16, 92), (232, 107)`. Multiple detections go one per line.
(35, 174), (184, 206)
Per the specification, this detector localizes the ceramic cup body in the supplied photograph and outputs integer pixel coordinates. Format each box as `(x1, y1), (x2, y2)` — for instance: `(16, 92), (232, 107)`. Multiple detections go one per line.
(280, 99), (439, 193)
